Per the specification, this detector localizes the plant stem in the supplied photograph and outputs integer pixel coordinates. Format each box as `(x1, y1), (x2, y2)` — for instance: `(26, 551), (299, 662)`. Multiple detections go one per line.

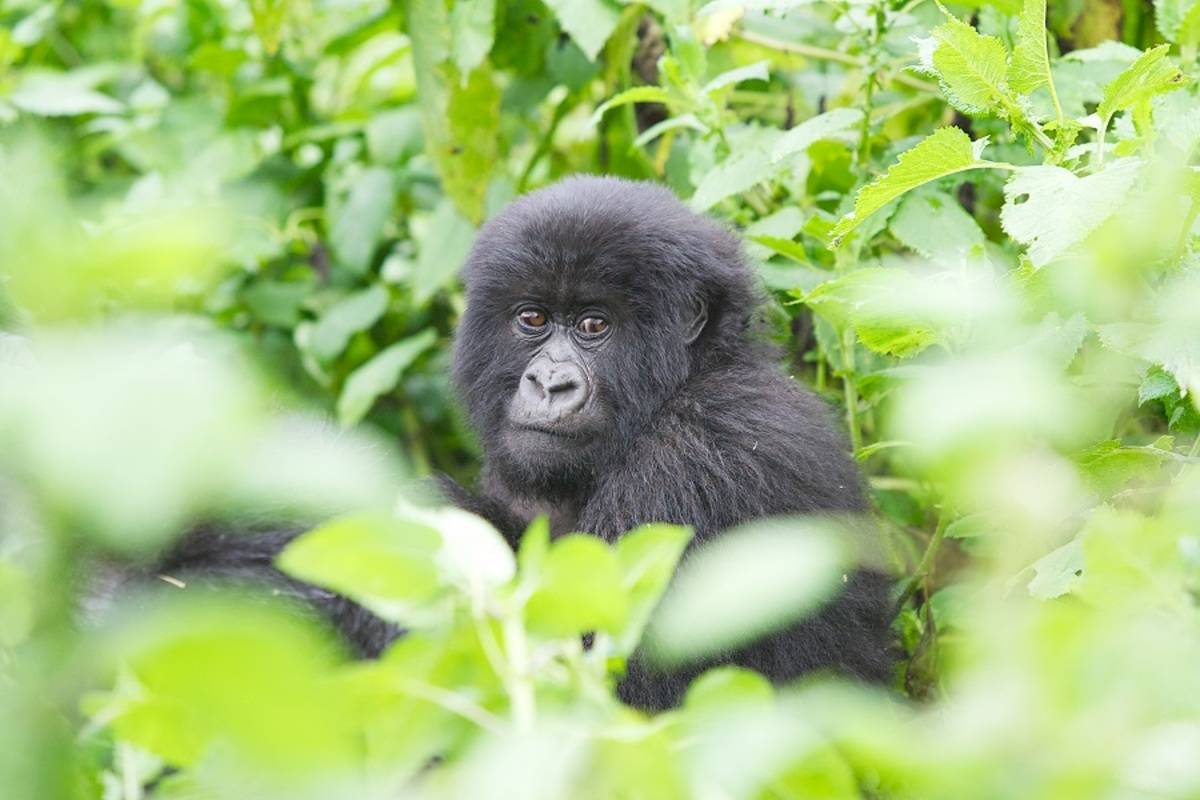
(896, 511), (948, 611)
(841, 328), (862, 453)
(735, 29), (938, 94)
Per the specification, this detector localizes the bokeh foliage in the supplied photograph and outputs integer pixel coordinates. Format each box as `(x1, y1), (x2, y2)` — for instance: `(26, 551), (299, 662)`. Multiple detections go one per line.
(2, 0), (1200, 798)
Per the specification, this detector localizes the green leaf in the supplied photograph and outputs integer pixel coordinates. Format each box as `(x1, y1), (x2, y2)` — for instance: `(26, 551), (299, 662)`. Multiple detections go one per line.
(1027, 538), (1083, 600)
(1000, 158), (1141, 268)
(543, 0), (622, 61)
(413, 198), (476, 306)
(589, 86), (672, 127)
(647, 518), (845, 665)
(831, 128), (995, 245)
(1156, 0), (1200, 48)
(9, 69), (123, 116)
(1010, 0), (1061, 118)
(1097, 44), (1186, 128)
(442, 64), (502, 222)
(308, 285), (390, 363)
(336, 329), (438, 425)
(612, 523), (693, 655)
(632, 113), (708, 147)
(277, 513), (446, 624)
(105, 597), (354, 768)
(450, 0), (496, 76)
(690, 147), (774, 212)
(771, 107), (864, 163)
(888, 189), (985, 261)
(702, 60), (769, 94)
(917, 15), (1017, 117)
(525, 534), (630, 637)
(329, 167), (395, 274)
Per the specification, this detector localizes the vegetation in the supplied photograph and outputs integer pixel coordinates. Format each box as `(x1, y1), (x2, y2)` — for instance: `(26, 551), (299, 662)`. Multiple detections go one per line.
(2, 0), (1200, 797)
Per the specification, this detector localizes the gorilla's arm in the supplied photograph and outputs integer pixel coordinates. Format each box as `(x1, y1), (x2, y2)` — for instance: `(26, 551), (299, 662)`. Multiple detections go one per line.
(577, 369), (894, 709)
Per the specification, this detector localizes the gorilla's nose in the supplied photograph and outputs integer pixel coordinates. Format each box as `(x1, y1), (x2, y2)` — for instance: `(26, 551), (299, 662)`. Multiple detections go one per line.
(519, 360), (588, 417)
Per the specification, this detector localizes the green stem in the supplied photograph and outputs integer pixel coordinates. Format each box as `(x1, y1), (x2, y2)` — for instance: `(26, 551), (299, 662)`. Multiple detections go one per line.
(895, 511), (949, 611)
(502, 614), (536, 731)
(841, 328), (862, 453)
(735, 29), (938, 94)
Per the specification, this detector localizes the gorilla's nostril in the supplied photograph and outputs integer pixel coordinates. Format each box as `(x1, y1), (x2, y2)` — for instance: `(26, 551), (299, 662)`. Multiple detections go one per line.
(546, 377), (578, 395)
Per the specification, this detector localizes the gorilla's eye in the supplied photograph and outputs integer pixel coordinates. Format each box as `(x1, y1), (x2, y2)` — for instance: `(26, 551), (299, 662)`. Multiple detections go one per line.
(577, 316), (609, 337)
(517, 308), (548, 330)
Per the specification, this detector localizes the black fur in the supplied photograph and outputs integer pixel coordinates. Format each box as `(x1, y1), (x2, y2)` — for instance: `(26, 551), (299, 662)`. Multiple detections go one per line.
(446, 176), (892, 708)
(129, 176), (892, 711)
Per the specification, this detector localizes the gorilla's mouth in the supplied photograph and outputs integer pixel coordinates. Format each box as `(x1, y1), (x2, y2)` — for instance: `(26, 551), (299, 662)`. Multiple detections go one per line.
(509, 422), (588, 440)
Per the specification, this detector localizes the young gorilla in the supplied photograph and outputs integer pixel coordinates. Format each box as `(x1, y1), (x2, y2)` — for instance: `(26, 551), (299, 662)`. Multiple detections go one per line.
(441, 176), (892, 708)
(145, 176), (893, 711)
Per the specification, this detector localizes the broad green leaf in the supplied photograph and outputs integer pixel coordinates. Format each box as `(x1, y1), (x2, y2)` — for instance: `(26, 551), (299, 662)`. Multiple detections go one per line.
(1097, 45), (1186, 128)
(1027, 538), (1083, 599)
(0, 561), (32, 646)
(413, 198), (476, 305)
(888, 189), (985, 262)
(744, 206), (805, 262)
(329, 167), (395, 274)
(543, 0), (622, 61)
(525, 534), (629, 637)
(689, 147), (774, 212)
(1077, 439), (1171, 497)
(612, 523), (693, 655)
(1000, 158), (1141, 267)
(1156, 0), (1200, 47)
(104, 597), (353, 768)
(589, 86), (673, 126)
(702, 60), (769, 94)
(406, 1), (499, 222)
(647, 518), (844, 664)
(831, 128), (995, 244)
(442, 64), (501, 222)
(336, 329), (438, 425)
(917, 15), (1017, 117)
(771, 108), (863, 163)
(417, 506), (516, 597)
(9, 69), (123, 116)
(802, 267), (943, 357)
(308, 285), (390, 363)
(450, 0), (495, 76)
(1010, 0), (1061, 118)
(277, 513), (446, 624)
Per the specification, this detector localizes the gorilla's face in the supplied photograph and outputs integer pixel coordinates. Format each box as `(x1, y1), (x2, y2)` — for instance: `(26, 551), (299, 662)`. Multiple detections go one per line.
(452, 176), (754, 496)
(500, 300), (614, 465)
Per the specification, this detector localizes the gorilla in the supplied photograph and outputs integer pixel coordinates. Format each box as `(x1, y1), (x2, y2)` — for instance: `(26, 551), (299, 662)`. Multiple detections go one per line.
(147, 176), (893, 710)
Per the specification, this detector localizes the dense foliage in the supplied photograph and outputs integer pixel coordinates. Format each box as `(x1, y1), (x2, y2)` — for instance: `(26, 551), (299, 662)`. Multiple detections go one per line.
(2, 0), (1200, 797)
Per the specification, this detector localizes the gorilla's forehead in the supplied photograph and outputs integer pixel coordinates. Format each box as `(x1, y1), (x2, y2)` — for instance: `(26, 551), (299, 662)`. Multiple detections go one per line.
(463, 175), (737, 308)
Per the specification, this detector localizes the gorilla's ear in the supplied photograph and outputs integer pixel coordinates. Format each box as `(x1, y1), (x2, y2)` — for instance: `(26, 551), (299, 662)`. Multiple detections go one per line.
(685, 298), (709, 344)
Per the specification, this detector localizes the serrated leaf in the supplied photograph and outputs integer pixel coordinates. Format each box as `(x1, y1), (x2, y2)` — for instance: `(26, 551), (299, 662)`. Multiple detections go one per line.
(832, 128), (994, 244)
(689, 147), (775, 212)
(918, 16), (1016, 117)
(336, 329), (438, 425)
(1010, 0), (1059, 112)
(1000, 158), (1141, 267)
(1098, 45), (1186, 128)
(543, 0), (621, 61)
(771, 107), (864, 163)
(1139, 367), (1179, 405)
